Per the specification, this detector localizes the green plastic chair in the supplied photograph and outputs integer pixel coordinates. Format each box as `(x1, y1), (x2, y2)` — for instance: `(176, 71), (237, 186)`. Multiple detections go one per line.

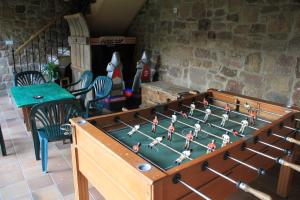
(0, 125), (7, 156)
(14, 71), (46, 86)
(75, 76), (113, 117)
(65, 70), (93, 109)
(30, 99), (82, 173)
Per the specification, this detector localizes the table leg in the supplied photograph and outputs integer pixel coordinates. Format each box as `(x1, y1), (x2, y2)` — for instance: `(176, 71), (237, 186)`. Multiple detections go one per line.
(22, 107), (31, 131)
(72, 144), (89, 200)
(276, 151), (296, 197)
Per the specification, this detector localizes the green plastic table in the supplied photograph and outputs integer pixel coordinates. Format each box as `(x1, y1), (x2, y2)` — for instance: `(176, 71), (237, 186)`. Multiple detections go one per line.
(10, 83), (74, 130)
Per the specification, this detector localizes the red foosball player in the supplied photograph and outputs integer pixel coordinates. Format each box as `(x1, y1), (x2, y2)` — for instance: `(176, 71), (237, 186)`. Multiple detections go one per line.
(133, 142), (141, 153)
(151, 116), (159, 133)
(232, 129), (239, 137)
(224, 103), (231, 114)
(167, 123), (175, 141)
(184, 131), (194, 149)
(180, 111), (188, 119)
(206, 139), (216, 154)
(249, 110), (257, 126)
(203, 98), (209, 108)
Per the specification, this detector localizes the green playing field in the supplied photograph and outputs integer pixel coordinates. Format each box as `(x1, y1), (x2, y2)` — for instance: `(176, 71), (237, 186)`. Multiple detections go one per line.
(106, 105), (268, 170)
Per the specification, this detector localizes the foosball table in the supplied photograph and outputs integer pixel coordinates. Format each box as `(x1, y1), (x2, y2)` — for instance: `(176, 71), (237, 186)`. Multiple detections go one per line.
(70, 89), (300, 200)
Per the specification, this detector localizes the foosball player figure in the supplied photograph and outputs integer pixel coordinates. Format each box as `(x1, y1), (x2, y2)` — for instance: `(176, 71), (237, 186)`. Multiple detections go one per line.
(203, 98), (209, 108)
(171, 113), (177, 124)
(206, 139), (216, 154)
(232, 129), (239, 137)
(222, 132), (230, 147)
(203, 108), (212, 123)
(189, 102), (196, 116)
(194, 123), (201, 138)
(148, 136), (165, 149)
(220, 113), (229, 127)
(180, 111), (188, 119)
(167, 123), (175, 141)
(224, 103), (231, 114)
(249, 109), (257, 126)
(133, 142), (141, 153)
(240, 119), (249, 134)
(151, 116), (159, 133)
(184, 131), (194, 149)
(175, 149), (193, 165)
(128, 125), (140, 137)
(244, 102), (251, 112)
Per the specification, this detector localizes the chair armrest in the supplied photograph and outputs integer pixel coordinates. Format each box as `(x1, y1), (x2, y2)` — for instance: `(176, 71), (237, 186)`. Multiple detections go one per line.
(65, 80), (81, 89)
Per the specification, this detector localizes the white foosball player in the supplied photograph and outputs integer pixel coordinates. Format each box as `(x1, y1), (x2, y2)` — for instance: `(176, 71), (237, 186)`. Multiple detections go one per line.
(171, 113), (177, 123)
(194, 123), (201, 138)
(189, 102), (196, 116)
(240, 119), (249, 133)
(175, 149), (193, 165)
(148, 136), (165, 148)
(244, 102), (251, 112)
(220, 113), (229, 127)
(204, 108), (211, 122)
(222, 132), (230, 147)
(128, 125), (140, 136)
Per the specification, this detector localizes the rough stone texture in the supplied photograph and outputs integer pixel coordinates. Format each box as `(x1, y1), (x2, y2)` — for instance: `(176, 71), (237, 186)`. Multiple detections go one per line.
(128, 0), (300, 106)
(0, 0), (75, 92)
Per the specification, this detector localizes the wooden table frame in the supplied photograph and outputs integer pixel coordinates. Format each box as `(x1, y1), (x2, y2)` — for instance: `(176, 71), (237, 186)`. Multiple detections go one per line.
(70, 89), (299, 200)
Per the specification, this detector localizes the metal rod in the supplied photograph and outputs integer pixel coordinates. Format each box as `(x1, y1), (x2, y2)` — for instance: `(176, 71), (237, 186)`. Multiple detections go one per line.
(158, 110), (223, 141)
(209, 97), (283, 117)
(12, 49), (16, 73)
(19, 53), (22, 72)
(206, 166), (237, 184)
(117, 119), (192, 160)
(25, 48), (29, 70)
(178, 180), (211, 200)
(137, 115), (210, 150)
(37, 36), (41, 71)
(31, 40), (35, 70)
(244, 147), (277, 161)
(227, 155), (262, 173)
(257, 140), (289, 154)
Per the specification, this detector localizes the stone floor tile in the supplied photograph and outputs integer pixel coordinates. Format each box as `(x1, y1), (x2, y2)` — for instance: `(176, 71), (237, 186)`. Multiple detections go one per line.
(31, 185), (63, 200)
(57, 179), (74, 196)
(0, 181), (30, 200)
(23, 166), (44, 180)
(27, 174), (54, 192)
(89, 187), (105, 200)
(0, 163), (25, 187)
(50, 168), (73, 185)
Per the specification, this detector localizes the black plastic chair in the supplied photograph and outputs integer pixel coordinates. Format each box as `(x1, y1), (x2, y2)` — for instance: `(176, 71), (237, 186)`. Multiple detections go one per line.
(14, 71), (46, 86)
(30, 99), (82, 173)
(65, 70), (93, 107)
(75, 76), (112, 117)
(0, 125), (7, 156)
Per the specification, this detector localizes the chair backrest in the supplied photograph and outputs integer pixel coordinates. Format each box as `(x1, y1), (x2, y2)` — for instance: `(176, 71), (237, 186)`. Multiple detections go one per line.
(90, 76), (113, 99)
(15, 71), (46, 86)
(30, 99), (82, 140)
(79, 71), (93, 90)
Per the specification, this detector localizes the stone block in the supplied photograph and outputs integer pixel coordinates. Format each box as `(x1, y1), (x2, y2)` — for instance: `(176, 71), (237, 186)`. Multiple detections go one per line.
(292, 91), (300, 106)
(191, 2), (206, 19)
(240, 6), (259, 23)
(227, 13), (239, 22)
(214, 75), (227, 82)
(288, 37), (300, 50)
(268, 33), (288, 40)
(239, 71), (263, 88)
(15, 5), (26, 14)
(221, 66), (237, 77)
(226, 80), (244, 94)
(194, 48), (210, 59)
(264, 91), (289, 104)
(189, 67), (207, 86)
(264, 75), (292, 92)
(294, 80), (300, 90)
(244, 52), (262, 73)
(208, 31), (216, 39)
(233, 25), (249, 34)
(260, 6), (279, 14)
(229, 0), (243, 12)
(262, 40), (287, 52)
(263, 54), (295, 75)
(173, 21), (186, 29)
(217, 32), (232, 40)
(267, 14), (290, 33)
(213, 0), (226, 8)
(198, 19), (211, 31)
(212, 22), (226, 31)
(215, 9), (225, 17)
(169, 67), (183, 79)
(209, 81), (224, 90)
(250, 24), (266, 33)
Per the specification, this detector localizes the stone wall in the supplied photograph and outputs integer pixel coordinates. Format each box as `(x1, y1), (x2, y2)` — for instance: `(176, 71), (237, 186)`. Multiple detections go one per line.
(0, 0), (75, 94)
(128, 0), (300, 106)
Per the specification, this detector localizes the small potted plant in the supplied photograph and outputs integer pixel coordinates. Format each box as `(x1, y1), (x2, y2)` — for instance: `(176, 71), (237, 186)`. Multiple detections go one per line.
(42, 62), (59, 82)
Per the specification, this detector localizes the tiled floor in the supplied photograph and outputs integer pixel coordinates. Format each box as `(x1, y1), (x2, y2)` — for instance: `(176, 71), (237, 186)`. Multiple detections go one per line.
(1, 90), (300, 200)
(0, 91), (104, 200)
